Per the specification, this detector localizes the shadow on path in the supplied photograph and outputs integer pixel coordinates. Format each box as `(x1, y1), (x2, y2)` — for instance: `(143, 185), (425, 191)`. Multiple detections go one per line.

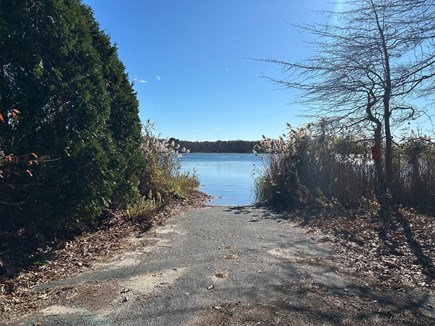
(12, 206), (435, 325)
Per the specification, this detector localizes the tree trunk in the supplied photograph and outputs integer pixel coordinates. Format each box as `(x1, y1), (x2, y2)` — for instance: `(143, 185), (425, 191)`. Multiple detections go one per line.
(373, 121), (386, 209)
(371, 0), (393, 209)
(384, 104), (393, 202)
(365, 92), (387, 211)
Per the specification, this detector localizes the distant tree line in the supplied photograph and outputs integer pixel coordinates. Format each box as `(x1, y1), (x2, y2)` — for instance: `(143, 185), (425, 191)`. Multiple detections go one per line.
(170, 139), (261, 153)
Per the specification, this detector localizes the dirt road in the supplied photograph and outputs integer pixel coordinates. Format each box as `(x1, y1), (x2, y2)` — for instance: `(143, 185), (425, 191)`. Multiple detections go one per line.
(13, 206), (435, 325)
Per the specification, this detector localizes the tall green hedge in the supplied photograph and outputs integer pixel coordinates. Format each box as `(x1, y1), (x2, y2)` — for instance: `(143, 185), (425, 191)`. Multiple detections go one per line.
(0, 0), (142, 230)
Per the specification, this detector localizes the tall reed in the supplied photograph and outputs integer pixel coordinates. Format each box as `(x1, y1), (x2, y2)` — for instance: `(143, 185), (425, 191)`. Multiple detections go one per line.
(255, 122), (434, 214)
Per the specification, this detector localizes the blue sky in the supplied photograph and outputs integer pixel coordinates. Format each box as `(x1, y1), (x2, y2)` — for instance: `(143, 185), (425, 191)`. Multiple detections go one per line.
(83, 0), (336, 141)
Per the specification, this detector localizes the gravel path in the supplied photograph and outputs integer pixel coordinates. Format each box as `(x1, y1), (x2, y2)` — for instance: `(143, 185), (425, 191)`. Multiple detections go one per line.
(15, 206), (435, 325)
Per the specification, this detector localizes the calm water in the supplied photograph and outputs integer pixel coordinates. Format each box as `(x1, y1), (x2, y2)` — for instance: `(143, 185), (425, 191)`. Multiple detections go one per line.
(180, 153), (263, 206)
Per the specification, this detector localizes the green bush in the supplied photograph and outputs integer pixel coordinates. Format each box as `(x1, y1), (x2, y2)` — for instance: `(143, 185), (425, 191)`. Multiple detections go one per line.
(0, 1), (200, 235)
(0, 0), (142, 231)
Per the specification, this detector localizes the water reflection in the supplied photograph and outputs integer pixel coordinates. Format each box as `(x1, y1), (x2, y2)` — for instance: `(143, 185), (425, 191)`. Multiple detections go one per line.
(180, 153), (264, 206)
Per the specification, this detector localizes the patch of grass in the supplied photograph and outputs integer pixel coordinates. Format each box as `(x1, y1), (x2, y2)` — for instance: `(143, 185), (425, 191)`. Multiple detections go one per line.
(126, 172), (199, 220)
(169, 171), (200, 199)
(125, 196), (160, 220)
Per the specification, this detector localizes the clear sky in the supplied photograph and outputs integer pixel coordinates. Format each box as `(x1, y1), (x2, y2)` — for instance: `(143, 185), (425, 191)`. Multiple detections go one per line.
(82, 0), (336, 141)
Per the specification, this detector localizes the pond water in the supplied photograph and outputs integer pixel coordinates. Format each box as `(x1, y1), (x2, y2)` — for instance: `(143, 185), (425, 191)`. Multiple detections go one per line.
(180, 153), (264, 206)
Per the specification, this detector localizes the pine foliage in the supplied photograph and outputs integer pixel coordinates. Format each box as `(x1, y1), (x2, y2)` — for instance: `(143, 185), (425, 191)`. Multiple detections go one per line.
(0, 0), (142, 230)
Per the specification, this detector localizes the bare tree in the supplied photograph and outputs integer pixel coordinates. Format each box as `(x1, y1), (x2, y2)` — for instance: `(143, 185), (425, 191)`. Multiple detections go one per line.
(266, 0), (435, 209)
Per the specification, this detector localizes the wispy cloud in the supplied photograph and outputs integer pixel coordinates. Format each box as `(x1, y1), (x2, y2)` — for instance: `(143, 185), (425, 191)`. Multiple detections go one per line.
(225, 68), (230, 72)
(213, 127), (223, 131)
(133, 78), (148, 84)
(156, 75), (161, 81)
